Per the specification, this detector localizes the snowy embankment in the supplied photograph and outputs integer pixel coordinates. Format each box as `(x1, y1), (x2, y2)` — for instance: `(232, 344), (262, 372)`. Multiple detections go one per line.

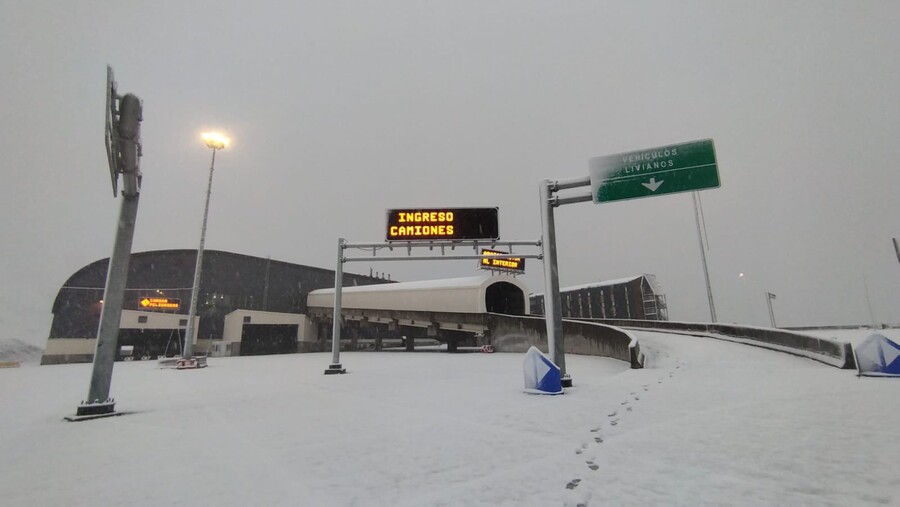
(0, 338), (43, 364)
(0, 333), (897, 506)
(794, 327), (900, 347)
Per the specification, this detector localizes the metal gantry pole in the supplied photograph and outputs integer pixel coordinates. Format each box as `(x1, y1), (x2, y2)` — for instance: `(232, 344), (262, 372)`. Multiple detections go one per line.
(539, 179), (567, 379)
(183, 148), (217, 359)
(693, 191), (717, 322)
(325, 238), (346, 374)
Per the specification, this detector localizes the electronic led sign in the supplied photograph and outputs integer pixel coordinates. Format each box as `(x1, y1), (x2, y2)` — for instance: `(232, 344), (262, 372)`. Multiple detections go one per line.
(140, 297), (180, 310)
(386, 207), (499, 242)
(480, 249), (525, 273)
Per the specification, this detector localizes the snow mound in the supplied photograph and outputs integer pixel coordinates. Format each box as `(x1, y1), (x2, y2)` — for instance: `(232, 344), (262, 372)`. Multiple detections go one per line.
(0, 338), (44, 364)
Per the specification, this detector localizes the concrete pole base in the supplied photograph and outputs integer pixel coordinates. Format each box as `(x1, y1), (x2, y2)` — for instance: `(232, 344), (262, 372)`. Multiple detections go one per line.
(324, 364), (347, 375)
(65, 399), (121, 422)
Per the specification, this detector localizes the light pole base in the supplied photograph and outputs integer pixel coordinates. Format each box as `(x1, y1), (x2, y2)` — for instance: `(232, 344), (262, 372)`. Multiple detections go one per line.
(65, 399), (122, 422)
(324, 364), (347, 375)
(561, 375), (573, 388)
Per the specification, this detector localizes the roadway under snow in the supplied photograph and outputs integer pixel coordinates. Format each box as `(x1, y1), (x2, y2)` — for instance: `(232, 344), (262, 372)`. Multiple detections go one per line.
(0, 330), (896, 506)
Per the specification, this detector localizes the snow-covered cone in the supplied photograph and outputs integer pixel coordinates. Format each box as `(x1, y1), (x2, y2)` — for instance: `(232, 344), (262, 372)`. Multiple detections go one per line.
(855, 333), (900, 377)
(523, 346), (563, 395)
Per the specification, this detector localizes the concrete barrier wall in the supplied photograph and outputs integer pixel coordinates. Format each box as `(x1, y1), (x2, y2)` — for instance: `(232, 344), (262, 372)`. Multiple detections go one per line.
(588, 319), (855, 369)
(41, 338), (96, 365)
(784, 324), (898, 331)
(40, 353), (94, 365)
(305, 309), (644, 368)
(560, 319), (644, 369)
(487, 314), (643, 368)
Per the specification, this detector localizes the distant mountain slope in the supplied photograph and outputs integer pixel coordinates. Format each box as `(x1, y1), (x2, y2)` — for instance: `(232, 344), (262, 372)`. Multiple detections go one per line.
(0, 338), (44, 364)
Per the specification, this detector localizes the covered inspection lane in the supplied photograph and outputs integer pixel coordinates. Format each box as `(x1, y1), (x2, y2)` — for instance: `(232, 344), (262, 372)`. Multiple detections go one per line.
(307, 275), (529, 350)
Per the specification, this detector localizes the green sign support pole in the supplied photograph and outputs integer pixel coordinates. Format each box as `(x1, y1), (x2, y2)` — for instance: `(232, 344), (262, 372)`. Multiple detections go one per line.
(535, 139), (722, 389)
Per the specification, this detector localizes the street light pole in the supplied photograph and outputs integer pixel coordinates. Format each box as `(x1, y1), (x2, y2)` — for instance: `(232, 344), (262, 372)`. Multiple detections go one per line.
(693, 192), (717, 322)
(766, 292), (777, 328)
(183, 133), (228, 359)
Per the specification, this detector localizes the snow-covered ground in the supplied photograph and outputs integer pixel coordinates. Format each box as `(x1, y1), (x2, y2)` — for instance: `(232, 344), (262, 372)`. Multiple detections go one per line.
(1, 331), (897, 506)
(0, 338), (43, 364)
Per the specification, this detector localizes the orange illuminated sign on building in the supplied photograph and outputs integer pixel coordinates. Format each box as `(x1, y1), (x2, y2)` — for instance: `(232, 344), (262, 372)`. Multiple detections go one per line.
(139, 297), (180, 310)
(386, 208), (499, 242)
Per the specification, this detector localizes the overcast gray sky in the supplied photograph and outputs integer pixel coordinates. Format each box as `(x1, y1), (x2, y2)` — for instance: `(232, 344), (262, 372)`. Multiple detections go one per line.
(2, 1), (899, 348)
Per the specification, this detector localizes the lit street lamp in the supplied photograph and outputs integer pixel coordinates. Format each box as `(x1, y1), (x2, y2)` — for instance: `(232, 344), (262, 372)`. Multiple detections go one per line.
(183, 132), (229, 359)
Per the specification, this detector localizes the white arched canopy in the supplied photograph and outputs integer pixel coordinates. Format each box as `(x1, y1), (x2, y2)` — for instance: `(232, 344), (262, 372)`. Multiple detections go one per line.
(307, 275), (530, 315)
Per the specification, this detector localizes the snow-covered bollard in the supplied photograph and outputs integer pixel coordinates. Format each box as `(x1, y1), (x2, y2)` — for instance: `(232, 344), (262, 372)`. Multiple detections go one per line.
(523, 346), (563, 395)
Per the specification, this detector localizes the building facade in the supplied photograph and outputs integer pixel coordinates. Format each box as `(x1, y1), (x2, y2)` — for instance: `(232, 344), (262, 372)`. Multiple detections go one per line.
(529, 274), (668, 321)
(43, 249), (390, 364)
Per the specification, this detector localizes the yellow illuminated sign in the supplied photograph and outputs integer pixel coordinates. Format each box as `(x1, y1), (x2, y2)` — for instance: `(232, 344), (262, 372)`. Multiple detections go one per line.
(140, 297), (180, 310)
(480, 249), (525, 273)
(386, 208), (499, 241)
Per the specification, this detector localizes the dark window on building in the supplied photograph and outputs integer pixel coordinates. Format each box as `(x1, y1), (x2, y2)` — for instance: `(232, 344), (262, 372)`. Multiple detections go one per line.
(138, 315), (148, 323)
(179, 319), (188, 327)
(243, 316), (251, 324)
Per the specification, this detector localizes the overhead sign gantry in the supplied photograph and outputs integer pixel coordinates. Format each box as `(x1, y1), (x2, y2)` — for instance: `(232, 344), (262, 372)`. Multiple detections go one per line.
(325, 207), (539, 375)
(539, 139), (721, 387)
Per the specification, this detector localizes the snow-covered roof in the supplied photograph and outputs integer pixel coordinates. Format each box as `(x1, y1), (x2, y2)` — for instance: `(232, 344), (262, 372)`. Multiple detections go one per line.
(560, 275), (643, 293)
(308, 275), (531, 314)
(309, 275), (513, 295)
(531, 275), (652, 297)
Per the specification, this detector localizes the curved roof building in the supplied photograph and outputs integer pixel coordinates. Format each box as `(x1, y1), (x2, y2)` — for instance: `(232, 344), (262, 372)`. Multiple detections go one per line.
(44, 249), (389, 364)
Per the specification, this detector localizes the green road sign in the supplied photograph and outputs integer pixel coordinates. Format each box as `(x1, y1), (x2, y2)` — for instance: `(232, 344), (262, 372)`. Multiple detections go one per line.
(590, 139), (719, 204)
